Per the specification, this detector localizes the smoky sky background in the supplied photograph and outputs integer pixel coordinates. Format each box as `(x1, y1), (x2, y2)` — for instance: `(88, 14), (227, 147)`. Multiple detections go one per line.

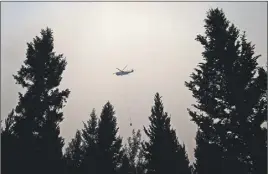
(1, 2), (267, 162)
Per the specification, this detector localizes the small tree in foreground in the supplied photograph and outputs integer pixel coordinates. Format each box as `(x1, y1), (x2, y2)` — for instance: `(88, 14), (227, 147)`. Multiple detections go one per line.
(123, 129), (146, 174)
(64, 130), (83, 174)
(80, 108), (99, 174)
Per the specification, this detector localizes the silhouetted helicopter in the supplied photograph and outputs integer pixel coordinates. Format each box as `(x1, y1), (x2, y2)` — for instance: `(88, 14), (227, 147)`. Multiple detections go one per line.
(113, 65), (134, 76)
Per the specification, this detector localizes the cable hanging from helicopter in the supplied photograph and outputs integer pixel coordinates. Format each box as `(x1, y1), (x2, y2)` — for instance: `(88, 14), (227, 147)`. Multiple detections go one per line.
(113, 65), (135, 127)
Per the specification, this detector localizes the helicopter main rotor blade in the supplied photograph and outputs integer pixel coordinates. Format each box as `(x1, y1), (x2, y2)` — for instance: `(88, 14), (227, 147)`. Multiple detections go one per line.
(116, 68), (123, 72)
(122, 65), (128, 71)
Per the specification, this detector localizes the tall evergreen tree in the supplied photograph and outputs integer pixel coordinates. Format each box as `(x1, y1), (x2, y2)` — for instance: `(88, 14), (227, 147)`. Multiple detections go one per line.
(80, 108), (99, 174)
(185, 8), (267, 174)
(96, 101), (123, 174)
(143, 93), (191, 174)
(10, 28), (70, 174)
(64, 130), (84, 174)
(193, 130), (223, 174)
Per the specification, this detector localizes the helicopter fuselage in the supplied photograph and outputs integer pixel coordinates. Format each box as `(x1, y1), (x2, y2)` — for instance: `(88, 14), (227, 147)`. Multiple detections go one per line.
(115, 70), (134, 76)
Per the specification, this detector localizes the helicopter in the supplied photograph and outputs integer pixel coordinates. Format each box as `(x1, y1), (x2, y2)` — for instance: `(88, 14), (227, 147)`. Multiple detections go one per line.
(114, 65), (134, 76)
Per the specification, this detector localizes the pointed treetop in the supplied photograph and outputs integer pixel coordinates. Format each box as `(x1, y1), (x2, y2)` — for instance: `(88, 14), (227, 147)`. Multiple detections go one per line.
(82, 108), (98, 148)
(185, 8), (267, 174)
(98, 101), (120, 143)
(100, 101), (116, 119)
(96, 101), (123, 174)
(152, 92), (165, 117)
(143, 92), (192, 174)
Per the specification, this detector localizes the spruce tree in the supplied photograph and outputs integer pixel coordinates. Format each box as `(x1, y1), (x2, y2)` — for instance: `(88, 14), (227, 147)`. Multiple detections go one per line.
(124, 129), (146, 174)
(1, 110), (17, 174)
(80, 108), (98, 174)
(143, 93), (191, 174)
(96, 101), (123, 174)
(118, 152), (132, 174)
(64, 130), (84, 174)
(2, 110), (15, 135)
(11, 28), (70, 174)
(193, 130), (223, 174)
(185, 8), (267, 174)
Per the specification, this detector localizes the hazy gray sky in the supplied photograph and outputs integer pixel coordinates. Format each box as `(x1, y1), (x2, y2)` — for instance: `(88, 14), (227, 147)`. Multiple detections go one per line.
(1, 2), (267, 162)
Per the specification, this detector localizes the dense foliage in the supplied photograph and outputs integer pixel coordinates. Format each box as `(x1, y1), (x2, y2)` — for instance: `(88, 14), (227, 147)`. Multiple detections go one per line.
(2, 8), (266, 174)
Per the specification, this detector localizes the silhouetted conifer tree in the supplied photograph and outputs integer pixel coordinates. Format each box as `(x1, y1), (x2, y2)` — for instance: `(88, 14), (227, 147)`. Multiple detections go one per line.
(193, 130), (223, 174)
(189, 165), (196, 174)
(9, 28), (70, 174)
(185, 8), (267, 174)
(118, 153), (132, 174)
(65, 130), (84, 174)
(96, 101), (123, 174)
(124, 129), (146, 174)
(80, 109), (98, 174)
(143, 93), (191, 174)
(1, 110), (17, 174)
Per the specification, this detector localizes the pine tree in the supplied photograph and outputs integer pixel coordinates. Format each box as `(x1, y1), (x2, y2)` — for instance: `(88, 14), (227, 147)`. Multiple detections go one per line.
(2, 110), (15, 135)
(193, 130), (223, 174)
(185, 8), (267, 174)
(80, 108), (99, 174)
(124, 129), (146, 174)
(96, 101), (123, 174)
(1, 110), (17, 174)
(143, 93), (191, 174)
(10, 28), (70, 174)
(189, 165), (196, 174)
(64, 130), (84, 174)
(118, 152), (132, 174)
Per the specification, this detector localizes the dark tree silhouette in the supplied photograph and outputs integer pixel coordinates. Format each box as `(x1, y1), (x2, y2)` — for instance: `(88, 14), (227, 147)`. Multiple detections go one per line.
(189, 165), (196, 174)
(118, 153), (132, 174)
(143, 93), (191, 174)
(1, 110), (15, 134)
(124, 129), (146, 174)
(96, 101), (123, 174)
(185, 8), (267, 174)
(80, 108), (99, 174)
(1, 110), (17, 174)
(65, 130), (84, 174)
(8, 28), (70, 174)
(193, 130), (223, 174)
